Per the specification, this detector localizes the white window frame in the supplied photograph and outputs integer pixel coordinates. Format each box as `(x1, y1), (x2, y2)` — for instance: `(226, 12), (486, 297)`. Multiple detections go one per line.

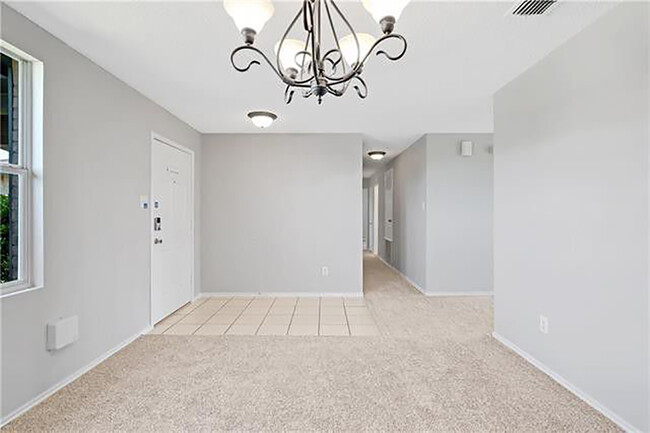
(0, 41), (43, 298)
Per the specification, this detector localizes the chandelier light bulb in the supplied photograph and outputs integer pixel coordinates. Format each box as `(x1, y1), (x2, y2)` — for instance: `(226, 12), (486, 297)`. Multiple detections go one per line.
(247, 111), (277, 128)
(368, 151), (387, 161)
(275, 39), (311, 75)
(361, 0), (410, 29)
(339, 33), (376, 67)
(224, 0), (274, 39)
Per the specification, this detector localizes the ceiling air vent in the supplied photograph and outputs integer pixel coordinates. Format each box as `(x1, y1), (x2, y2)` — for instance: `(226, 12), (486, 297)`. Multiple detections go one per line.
(511, 0), (557, 16)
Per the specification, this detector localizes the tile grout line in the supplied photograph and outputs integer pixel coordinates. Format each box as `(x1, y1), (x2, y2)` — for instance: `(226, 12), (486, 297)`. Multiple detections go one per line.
(160, 297), (211, 335)
(267, 297), (296, 335)
(190, 297), (233, 335)
(221, 297), (255, 335)
(157, 297), (208, 333)
(342, 299), (352, 337)
(177, 297), (207, 316)
(317, 297), (322, 336)
(286, 298), (300, 336)
(254, 298), (277, 335)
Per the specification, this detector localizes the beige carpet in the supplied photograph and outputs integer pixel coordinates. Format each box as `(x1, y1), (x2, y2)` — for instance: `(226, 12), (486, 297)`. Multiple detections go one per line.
(5, 254), (619, 432)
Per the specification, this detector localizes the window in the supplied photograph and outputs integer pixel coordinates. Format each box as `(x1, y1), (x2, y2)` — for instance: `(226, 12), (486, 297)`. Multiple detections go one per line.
(1, 42), (43, 297)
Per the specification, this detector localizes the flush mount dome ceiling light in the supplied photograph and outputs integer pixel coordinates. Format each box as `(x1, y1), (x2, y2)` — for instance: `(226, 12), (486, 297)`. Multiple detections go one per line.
(225, 0), (410, 105)
(368, 151), (387, 160)
(247, 111), (278, 128)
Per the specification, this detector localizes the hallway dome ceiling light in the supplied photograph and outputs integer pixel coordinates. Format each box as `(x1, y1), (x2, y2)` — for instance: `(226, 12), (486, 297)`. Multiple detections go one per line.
(226, 0), (410, 105)
(247, 111), (278, 128)
(368, 151), (387, 160)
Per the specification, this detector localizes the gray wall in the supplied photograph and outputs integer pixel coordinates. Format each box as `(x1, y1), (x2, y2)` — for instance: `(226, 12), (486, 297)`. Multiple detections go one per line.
(201, 134), (362, 296)
(0, 5), (202, 421)
(493, 3), (649, 430)
(369, 133), (493, 295)
(426, 134), (493, 294)
(390, 136), (428, 290)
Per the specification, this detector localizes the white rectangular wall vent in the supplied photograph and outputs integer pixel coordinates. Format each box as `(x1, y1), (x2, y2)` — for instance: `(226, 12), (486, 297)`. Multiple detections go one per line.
(46, 316), (79, 351)
(512, 0), (557, 16)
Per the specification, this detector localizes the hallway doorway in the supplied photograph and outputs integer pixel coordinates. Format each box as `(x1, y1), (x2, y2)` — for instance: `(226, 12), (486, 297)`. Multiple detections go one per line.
(371, 183), (379, 254)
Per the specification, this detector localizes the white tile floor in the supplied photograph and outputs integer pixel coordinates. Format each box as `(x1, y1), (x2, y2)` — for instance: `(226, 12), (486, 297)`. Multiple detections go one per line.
(149, 296), (380, 337)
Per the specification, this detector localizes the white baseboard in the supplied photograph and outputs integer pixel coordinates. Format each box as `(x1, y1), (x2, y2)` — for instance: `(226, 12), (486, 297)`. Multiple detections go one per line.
(492, 332), (639, 433)
(197, 292), (363, 299)
(426, 291), (493, 297)
(375, 254), (426, 294)
(375, 254), (492, 297)
(1, 324), (152, 427)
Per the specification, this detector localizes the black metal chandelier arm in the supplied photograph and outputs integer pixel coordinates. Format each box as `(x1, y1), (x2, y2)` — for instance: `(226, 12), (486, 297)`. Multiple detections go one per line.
(326, 82), (345, 97)
(230, 45), (282, 78)
(352, 75), (368, 99)
(325, 74), (367, 99)
(322, 49), (343, 75)
(276, 7), (309, 77)
(374, 33), (408, 62)
(284, 85), (295, 104)
(302, 0), (313, 32)
(328, 0), (361, 66)
(325, 33), (408, 85)
(230, 45), (312, 88)
(322, 1), (347, 75)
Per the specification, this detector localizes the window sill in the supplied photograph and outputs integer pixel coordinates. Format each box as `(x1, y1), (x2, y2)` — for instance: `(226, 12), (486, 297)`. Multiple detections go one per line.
(0, 283), (43, 299)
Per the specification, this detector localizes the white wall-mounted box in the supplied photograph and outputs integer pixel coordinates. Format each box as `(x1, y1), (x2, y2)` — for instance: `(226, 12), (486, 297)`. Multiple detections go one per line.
(46, 316), (79, 351)
(460, 141), (474, 157)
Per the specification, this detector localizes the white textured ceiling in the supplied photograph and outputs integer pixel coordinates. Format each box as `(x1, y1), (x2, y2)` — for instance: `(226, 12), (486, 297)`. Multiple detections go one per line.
(8, 0), (616, 176)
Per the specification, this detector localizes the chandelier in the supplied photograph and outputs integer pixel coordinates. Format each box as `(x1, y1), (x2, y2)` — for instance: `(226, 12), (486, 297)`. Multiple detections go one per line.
(224, 0), (410, 104)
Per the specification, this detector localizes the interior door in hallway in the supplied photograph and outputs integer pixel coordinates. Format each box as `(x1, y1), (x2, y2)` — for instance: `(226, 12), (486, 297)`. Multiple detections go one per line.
(362, 188), (369, 249)
(384, 169), (393, 241)
(372, 183), (379, 254)
(151, 136), (194, 324)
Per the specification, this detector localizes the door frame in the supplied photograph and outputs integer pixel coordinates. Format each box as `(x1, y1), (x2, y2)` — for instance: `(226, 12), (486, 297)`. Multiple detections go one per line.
(149, 132), (195, 327)
(362, 187), (369, 250)
(372, 183), (379, 255)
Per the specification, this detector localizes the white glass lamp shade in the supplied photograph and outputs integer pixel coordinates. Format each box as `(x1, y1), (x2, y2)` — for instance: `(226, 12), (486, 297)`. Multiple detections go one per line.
(247, 111), (277, 128)
(339, 33), (376, 66)
(274, 39), (310, 73)
(224, 0), (274, 34)
(361, 0), (410, 23)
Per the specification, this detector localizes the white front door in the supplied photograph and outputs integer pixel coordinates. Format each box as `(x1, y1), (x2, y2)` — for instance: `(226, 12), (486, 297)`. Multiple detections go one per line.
(151, 136), (193, 324)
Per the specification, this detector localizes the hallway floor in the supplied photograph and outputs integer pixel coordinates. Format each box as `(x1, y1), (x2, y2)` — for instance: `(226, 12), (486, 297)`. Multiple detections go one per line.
(6, 253), (618, 431)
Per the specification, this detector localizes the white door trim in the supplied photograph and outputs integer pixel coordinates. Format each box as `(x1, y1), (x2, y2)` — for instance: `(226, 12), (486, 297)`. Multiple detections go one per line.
(373, 183), (379, 255)
(149, 132), (195, 327)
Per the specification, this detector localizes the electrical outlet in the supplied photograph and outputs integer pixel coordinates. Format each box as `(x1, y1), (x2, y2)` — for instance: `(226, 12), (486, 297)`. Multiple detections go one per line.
(539, 315), (549, 334)
(321, 266), (329, 277)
